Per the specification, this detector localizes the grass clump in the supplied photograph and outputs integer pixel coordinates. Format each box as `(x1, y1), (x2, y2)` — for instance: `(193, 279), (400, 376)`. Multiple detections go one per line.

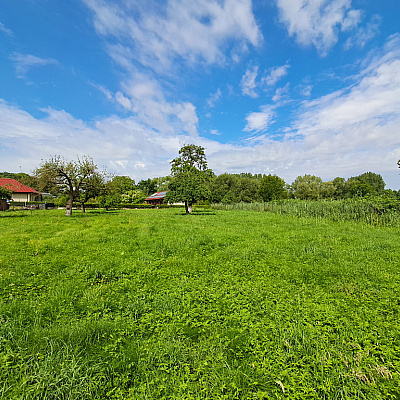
(1, 208), (400, 399)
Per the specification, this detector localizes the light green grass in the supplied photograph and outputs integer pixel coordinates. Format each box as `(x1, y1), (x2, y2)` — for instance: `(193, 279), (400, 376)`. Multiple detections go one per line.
(1, 208), (399, 399)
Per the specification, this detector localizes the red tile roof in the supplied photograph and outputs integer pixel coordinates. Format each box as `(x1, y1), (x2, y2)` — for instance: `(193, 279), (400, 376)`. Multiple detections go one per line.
(0, 178), (40, 194)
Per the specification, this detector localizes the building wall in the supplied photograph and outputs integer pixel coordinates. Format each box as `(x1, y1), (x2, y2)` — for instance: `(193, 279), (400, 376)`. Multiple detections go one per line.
(12, 193), (34, 202)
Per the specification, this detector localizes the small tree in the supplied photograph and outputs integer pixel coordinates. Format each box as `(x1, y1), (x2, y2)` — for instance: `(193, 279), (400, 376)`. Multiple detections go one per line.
(76, 172), (106, 213)
(35, 155), (102, 216)
(166, 144), (213, 213)
(0, 186), (12, 200)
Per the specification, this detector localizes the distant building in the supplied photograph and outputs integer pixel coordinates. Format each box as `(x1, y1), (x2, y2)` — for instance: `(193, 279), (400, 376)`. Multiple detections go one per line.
(0, 178), (41, 202)
(145, 191), (168, 206)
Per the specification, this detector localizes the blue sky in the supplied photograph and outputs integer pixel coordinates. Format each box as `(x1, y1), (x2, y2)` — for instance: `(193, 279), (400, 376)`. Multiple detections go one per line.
(1, 0), (400, 189)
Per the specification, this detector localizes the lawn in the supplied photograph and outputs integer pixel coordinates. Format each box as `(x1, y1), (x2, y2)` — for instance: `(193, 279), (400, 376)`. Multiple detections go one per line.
(1, 208), (399, 399)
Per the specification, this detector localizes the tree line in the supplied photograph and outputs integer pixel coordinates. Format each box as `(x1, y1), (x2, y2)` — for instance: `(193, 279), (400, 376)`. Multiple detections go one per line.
(1, 147), (399, 215)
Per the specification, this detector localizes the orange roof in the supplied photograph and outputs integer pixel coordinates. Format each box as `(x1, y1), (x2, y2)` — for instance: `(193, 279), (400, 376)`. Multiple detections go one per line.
(0, 178), (40, 194)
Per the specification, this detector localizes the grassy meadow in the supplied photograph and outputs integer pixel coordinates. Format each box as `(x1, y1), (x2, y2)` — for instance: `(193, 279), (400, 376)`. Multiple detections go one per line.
(1, 208), (400, 399)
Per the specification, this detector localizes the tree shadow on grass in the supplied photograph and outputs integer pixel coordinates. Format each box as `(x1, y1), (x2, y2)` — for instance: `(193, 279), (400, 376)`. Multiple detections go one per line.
(71, 210), (121, 217)
(177, 208), (216, 216)
(0, 212), (29, 218)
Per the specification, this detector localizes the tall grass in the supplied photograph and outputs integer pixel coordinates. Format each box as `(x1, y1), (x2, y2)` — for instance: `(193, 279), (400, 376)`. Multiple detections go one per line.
(212, 199), (400, 226)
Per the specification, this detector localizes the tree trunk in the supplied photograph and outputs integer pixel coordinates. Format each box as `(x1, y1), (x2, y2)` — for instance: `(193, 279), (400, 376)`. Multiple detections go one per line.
(184, 201), (193, 214)
(65, 196), (73, 216)
(81, 203), (86, 213)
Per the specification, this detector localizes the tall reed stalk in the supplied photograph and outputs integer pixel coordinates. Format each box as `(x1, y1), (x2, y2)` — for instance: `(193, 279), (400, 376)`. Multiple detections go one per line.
(211, 199), (400, 227)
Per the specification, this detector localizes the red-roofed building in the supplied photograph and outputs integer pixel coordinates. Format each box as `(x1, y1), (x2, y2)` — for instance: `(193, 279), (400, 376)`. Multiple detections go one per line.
(0, 178), (41, 202)
(145, 191), (168, 205)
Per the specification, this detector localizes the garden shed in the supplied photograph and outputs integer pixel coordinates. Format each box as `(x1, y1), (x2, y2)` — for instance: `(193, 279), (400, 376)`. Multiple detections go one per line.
(145, 191), (168, 205)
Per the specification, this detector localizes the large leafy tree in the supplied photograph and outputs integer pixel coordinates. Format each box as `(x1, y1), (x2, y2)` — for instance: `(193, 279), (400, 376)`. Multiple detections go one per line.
(258, 174), (287, 201)
(347, 172), (385, 196)
(34, 156), (103, 216)
(166, 144), (213, 213)
(289, 175), (323, 200)
(210, 173), (239, 203)
(210, 173), (262, 203)
(109, 176), (136, 194)
(137, 178), (158, 196)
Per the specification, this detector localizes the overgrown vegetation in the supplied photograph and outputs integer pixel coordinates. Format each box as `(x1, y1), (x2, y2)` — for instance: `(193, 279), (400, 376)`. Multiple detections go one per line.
(1, 208), (399, 399)
(212, 198), (400, 227)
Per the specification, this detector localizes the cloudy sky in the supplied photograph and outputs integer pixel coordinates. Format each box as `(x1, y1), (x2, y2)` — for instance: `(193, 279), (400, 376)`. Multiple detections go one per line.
(1, 0), (399, 188)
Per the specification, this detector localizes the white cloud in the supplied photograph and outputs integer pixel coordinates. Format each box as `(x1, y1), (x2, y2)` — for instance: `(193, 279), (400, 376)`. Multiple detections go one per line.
(115, 91), (132, 110)
(341, 9), (362, 31)
(244, 105), (275, 132)
(83, 0), (263, 72)
(82, 0), (263, 152)
(9, 52), (58, 78)
(262, 64), (290, 86)
(241, 65), (259, 97)
(116, 72), (199, 136)
(344, 14), (381, 50)
(0, 22), (13, 36)
(275, 0), (361, 55)
(241, 63), (290, 98)
(300, 84), (313, 97)
(0, 100), (191, 180)
(272, 83), (290, 102)
(207, 88), (222, 107)
(91, 83), (113, 100)
(176, 102), (199, 136)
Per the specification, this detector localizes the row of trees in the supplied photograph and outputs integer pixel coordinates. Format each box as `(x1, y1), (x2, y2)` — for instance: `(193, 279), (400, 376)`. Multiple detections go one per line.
(1, 149), (399, 215)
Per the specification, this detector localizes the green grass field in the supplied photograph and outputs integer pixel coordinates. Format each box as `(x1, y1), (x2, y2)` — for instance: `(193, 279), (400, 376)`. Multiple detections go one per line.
(1, 208), (399, 399)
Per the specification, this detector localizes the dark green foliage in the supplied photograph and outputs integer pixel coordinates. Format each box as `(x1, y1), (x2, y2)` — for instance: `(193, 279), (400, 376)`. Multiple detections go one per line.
(356, 171), (386, 192)
(259, 174), (287, 201)
(0, 186), (12, 200)
(332, 177), (347, 199)
(136, 178), (157, 196)
(98, 194), (120, 210)
(108, 176), (136, 194)
(346, 172), (386, 198)
(210, 173), (239, 203)
(289, 174), (323, 199)
(210, 173), (261, 203)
